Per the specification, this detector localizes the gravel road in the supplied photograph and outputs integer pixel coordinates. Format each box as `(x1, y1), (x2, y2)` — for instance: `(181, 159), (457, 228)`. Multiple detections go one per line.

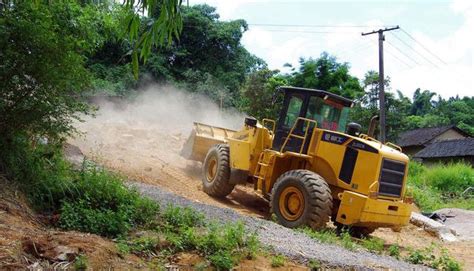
(130, 182), (425, 270)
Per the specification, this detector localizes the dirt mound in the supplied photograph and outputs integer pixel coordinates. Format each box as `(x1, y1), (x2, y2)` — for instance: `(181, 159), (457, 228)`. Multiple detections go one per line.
(0, 177), (142, 269)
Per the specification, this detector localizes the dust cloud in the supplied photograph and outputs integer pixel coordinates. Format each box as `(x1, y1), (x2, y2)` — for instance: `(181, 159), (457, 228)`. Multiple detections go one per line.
(70, 85), (246, 175)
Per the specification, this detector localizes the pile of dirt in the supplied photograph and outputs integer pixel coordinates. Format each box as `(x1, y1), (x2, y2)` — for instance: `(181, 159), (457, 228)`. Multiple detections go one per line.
(0, 177), (143, 270)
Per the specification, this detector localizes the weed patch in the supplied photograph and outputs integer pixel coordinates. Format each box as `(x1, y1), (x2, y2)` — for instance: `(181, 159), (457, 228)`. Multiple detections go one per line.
(407, 161), (474, 211)
(300, 227), (462, 270)
(115, 205), (262, 270)
(271, 254), (285, 267)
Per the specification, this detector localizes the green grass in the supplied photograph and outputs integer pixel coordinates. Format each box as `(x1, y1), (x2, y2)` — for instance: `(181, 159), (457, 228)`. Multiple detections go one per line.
(388, 244), (400, 259)
(271, 254), (286, 267)
(407, 161), (474, 211)
(360, 237), (384, 253)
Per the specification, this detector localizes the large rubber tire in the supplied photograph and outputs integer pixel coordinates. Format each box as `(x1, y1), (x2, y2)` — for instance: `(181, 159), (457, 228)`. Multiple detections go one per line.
(270, 170), (333, 230)
(201, 144), (235, 198)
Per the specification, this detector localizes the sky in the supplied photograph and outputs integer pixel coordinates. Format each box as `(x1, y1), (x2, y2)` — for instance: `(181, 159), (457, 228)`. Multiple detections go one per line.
(191, 0), (473, 99)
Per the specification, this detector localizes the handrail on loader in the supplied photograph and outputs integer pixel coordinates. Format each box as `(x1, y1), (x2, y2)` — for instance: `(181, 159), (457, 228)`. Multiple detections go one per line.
(280, 117), (317, 154)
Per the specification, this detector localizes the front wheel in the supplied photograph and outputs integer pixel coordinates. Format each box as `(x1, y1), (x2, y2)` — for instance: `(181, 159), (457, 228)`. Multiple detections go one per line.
(201, 144), (235, 198)
(270, 170), (333, 230)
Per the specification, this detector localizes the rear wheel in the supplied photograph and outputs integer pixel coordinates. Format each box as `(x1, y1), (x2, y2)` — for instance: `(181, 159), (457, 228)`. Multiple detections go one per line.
(335, 223), (376, 238)
(271, 170), (333, 230)
(201, 144), (235, 198)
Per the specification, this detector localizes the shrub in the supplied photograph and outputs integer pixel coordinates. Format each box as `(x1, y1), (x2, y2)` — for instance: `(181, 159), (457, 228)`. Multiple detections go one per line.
(0, 139), (158, 237)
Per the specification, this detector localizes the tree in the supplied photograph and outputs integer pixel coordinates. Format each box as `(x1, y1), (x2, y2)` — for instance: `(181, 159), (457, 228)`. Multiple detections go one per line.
(239, 69), (287, 120)
(349, 71), (411, 141)
(289, 53), (364, 99)
(410, 88), (437, 116)
(0, 2), (108, 140)
(145, 4), (264, 106)
(360, 70), (391, 109)
(123, 0), (183, 78)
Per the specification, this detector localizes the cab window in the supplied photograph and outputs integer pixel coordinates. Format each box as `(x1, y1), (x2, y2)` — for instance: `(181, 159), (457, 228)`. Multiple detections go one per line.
(284, 95), (303, 128)
(306, 96), (349, 132)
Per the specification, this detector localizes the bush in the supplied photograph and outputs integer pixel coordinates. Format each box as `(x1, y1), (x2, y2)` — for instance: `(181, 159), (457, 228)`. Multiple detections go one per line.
(407, 161), (474, 211)
(0, 139), (158, 237)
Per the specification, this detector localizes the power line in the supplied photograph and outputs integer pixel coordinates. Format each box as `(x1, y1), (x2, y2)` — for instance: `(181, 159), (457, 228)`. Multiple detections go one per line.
(248, 23), (391, 28)
(384, 47), (414, 69)
(368, 39), (413, 69)
(262, 29), (357, 34)
(400, 28), (447, 65)
(390, 32), (441, 68)
(336, 40), (374, 58)
(385, 40), (422, 66)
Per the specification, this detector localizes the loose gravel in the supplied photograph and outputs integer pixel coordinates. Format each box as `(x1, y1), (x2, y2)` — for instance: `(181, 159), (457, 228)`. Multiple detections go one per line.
(130, 182), (426, 270)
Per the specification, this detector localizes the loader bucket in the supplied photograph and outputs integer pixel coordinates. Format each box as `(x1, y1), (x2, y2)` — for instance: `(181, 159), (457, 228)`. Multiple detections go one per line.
(180, 122), (237, 162)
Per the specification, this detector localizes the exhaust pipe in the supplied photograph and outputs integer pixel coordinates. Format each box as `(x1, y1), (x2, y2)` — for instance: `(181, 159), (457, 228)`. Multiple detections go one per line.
(367, 115), (379, 138)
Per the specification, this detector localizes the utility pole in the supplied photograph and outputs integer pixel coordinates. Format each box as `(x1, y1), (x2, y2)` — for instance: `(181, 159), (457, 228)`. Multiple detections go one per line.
(362, 25), (399, 143)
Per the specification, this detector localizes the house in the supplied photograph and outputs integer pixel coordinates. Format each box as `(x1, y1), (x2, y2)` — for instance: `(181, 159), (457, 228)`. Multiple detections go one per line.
(397, 125), (470, 157)
(413, 138), (474, 166)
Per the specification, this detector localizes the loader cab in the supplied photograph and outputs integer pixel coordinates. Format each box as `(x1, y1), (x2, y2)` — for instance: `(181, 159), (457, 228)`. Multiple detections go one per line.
(273, 86), (354, 152)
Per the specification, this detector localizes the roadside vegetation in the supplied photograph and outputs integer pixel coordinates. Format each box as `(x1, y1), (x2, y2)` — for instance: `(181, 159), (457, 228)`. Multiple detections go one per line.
(407, 161), (474, 211)
(300, 227), (462, 270)
(117, 205), (260, 270)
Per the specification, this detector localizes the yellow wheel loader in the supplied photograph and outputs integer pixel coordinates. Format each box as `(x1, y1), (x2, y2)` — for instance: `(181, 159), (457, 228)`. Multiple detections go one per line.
(182, 86), (412, 236)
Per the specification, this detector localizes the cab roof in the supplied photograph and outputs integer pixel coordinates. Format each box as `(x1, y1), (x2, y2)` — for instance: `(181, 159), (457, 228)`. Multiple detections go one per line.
(277, 86), (354, 108)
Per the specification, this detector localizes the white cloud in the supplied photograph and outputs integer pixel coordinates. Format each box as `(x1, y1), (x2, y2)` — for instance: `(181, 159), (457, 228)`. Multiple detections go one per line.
(191, 0), (270, 20)
(192, 0), (473, 98)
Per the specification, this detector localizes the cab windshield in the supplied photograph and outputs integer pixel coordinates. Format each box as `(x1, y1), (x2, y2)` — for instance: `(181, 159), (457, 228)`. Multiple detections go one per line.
(305, 96), (349, 132)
